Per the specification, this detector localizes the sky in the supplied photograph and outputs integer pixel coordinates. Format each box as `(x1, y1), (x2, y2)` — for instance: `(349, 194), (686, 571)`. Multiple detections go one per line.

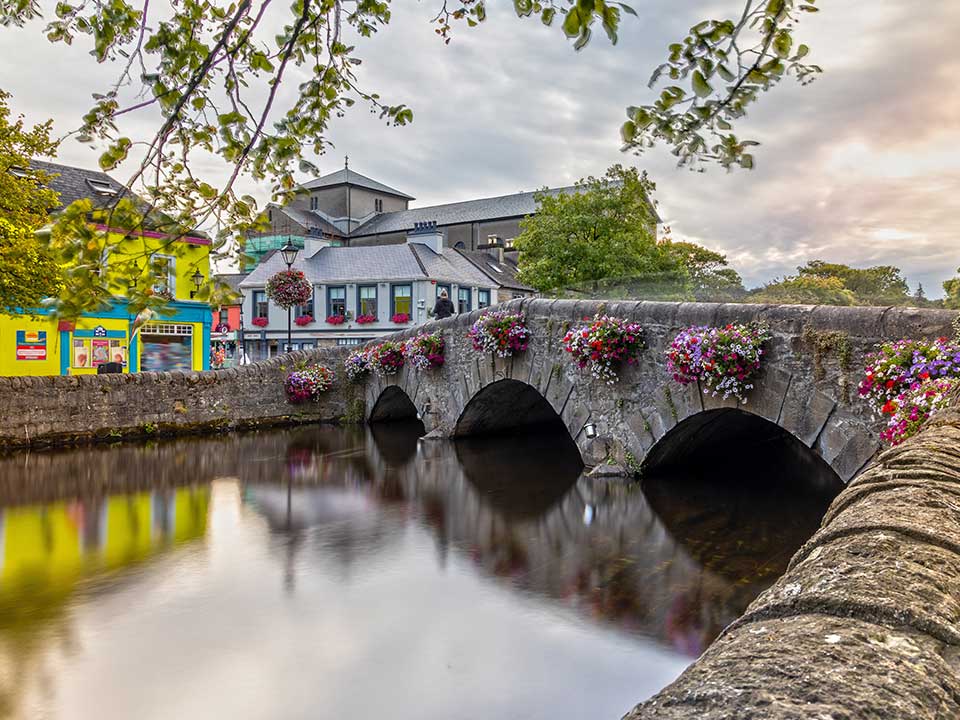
(1, 1), (958, 294)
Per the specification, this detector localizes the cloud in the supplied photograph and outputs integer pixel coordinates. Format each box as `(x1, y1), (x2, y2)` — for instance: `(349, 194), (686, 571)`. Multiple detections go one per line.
(0, 0), (957, 293)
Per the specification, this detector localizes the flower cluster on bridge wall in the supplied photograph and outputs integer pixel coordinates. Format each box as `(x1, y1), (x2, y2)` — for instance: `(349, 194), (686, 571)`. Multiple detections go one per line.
(562, 314), (644, 384)
(859, 336), (960, 445)
(344, 348), (372, 382)
(666, 323), (771, 403)
(368, 341), (406, 377)
(468, 311), (530, 358)
(405, 332), (445, 370)
(284, 364), (334, 403)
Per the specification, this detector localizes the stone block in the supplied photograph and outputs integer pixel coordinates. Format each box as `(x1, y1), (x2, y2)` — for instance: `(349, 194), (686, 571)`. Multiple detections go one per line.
(780, 387), (836, 447)
(746, 365), (793, 425)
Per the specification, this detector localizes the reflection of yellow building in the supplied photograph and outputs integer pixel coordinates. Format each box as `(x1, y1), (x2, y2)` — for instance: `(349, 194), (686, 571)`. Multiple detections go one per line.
(0, 487), (211, 599)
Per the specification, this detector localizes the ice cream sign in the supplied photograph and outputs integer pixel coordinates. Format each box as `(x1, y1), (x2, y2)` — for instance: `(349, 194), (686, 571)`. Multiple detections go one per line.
(16, 330), (47, 361)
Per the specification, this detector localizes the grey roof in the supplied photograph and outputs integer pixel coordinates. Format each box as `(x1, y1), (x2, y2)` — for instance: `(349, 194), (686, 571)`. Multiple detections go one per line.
(301, 168), (415, 200)
(28, 159), (130, 211)
(457, 249), (534, 292)
(214, 272), (247, 294)
(350, 185), (577, 237)
(275, 204), (343, 237)
(240, 242), (494, 289)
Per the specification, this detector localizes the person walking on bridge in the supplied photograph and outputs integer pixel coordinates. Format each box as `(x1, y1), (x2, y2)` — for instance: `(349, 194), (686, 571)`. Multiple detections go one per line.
(433, 290), (455, 319)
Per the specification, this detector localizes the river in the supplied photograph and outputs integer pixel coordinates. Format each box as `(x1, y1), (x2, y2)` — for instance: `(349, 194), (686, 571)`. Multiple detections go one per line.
(0, 423), (839, 719)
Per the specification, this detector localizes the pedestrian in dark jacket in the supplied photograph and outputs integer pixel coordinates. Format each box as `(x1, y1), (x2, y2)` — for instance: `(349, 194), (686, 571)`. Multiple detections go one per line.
(433, 291), (455, 319)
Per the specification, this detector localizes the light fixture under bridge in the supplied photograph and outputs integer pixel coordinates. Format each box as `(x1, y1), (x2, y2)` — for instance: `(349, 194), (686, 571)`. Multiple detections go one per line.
(582, 421), (598, 440)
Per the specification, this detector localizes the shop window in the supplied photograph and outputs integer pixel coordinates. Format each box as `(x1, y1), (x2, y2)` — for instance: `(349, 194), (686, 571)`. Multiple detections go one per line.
(140, 323), (194, 372)
(458, 288), (471, 314)
(358, 285), (378, 318)
(327, 286), (346, 317)
(392, 284), (412, 317)
(253, 290), (268, 319)
(478, 289), (491, 309)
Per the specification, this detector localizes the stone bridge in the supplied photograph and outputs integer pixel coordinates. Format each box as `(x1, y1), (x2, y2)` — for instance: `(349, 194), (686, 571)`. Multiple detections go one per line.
(362, 299), (956, 484)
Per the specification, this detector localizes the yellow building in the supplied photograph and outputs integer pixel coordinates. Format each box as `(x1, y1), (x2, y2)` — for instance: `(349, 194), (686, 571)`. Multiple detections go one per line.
(0, 161), (213, 376)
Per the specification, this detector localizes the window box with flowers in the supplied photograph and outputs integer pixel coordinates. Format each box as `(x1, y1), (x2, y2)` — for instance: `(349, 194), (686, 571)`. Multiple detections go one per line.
(295, 314), (314, 326)
(391, 313), (410, 325)
(356, 314), (377, 325)
(252, 317), (269, 328)
(326, 315), (346, 325)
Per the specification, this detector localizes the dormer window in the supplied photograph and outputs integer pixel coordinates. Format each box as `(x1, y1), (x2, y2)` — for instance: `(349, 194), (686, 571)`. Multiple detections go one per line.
(487, 263), (504, 274)
(86, 178), (118, 197)
(310, 196), (318, 211)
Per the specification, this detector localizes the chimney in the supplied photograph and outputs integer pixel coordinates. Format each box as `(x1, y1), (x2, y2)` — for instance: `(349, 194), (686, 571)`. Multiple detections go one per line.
(485, 234), (504, 264)
(406, 220), (444, 254)
(304, 233), (332, 257)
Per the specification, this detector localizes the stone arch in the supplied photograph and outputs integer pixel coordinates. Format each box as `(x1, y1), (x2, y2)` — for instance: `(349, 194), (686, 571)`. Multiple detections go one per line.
(640, 408), (845, 492)
(369, 385), (419, 423)
(452, 379), (573, 439)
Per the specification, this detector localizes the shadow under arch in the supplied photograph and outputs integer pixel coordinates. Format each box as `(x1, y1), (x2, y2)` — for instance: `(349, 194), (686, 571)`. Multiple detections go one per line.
(453, 379), (571, 439)
(369, 385), (419, 423)
(641, 407), (844, 492)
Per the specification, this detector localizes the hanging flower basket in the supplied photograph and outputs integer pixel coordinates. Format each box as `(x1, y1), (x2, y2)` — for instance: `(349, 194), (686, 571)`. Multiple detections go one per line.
(344, 348), (372, 382)
(252, 317), (269, 327)
(356, 314), (377, 325)
(405, 332), (445, 370)
(325, 314), (346, 325)
(284, 364), (334, 403)
(562, 315), (643, 384)
(266, 269), (313, 309)
(666, 323), (771, 403)
(295, 314), (314, 326)
(369, 340), (406, 376)
(391, 313), (410, 324)
(468, 311), (529, 358)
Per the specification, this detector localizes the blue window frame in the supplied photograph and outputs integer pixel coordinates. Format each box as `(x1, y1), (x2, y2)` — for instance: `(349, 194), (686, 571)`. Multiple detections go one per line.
(457, 287), (471, 314)
(391, 284), (413, 317)
(295, 287), (315, 318)
(478, 289), (491, 309)
(357, 285), (378, 319)
(253, 291), (268, 319)
(327, 286), (346, 317)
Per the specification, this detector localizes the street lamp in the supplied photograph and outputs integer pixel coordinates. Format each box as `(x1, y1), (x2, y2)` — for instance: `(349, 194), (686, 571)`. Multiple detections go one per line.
(280, 240), (298, 353)
(238, 291), (246, 365)
(190, 269), (204, 298)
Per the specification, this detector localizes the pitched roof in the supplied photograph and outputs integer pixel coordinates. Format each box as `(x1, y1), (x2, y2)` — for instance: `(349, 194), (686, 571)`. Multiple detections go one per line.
(239, 242), (495, 289)
(214, 272), (248, 294)
(274, 204), (344, 237)
(301, 168), (414, 200)
(457, 249), (534, 292)
(28, 159), (130, 211)
(349, 186), (577, 237)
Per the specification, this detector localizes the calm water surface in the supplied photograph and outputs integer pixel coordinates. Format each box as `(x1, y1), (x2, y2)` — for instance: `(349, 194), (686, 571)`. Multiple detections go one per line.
(0, 424), (838, 720)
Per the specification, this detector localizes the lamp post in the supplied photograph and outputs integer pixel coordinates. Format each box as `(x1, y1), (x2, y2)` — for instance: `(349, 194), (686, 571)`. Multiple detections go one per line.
(280, 240), (298, 354)
(190, 269), (204, 298)
(238, 291), (246, 366)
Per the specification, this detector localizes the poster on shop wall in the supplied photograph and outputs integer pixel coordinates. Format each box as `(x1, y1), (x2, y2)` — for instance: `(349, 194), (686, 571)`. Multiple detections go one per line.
(73, 339), (90, 368)
(91, 339), (110, 366)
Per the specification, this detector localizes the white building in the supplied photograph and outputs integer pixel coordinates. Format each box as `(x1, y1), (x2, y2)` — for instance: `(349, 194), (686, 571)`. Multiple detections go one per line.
(239, 222), (512, 357)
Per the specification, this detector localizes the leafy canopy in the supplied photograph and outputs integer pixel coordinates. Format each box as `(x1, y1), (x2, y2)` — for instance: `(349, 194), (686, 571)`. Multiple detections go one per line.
(0, 217), (63, 314)
(752, 260), (915, 307)
(514, 165), (673, 293)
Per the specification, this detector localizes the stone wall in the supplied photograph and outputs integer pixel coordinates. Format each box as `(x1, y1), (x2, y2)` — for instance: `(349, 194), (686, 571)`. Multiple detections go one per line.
(622, 399), (960, 719)
(365, 299), (958, 483)
(0, 347), (355, 449)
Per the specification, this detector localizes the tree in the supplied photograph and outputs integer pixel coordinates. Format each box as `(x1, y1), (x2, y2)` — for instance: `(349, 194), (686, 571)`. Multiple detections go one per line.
(751, 275), (856, 306)
(0, 0), (821, 299)
(796, 260), (910, 306)
(514, 165), (676, 293)
(664, 238), (745, 301)
(0, 218), (62, 314)
(944, 275), (960, 310)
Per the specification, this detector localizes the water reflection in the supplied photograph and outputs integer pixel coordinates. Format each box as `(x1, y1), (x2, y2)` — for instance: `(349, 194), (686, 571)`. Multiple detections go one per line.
(0, 424), (837, 720)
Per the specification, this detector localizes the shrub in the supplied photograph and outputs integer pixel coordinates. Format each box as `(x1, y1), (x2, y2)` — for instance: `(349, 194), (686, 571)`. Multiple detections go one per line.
(284, 364), (334, 403)
(562, 314), (643, 384)
(405, 332), (445, 370)
(666, 323), (771, 402)
(468, 310), (529, 358)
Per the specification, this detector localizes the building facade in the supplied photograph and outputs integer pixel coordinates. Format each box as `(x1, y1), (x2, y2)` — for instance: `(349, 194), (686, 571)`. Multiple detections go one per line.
(0, 161), (212, 376)
(238, 225), (508, 358)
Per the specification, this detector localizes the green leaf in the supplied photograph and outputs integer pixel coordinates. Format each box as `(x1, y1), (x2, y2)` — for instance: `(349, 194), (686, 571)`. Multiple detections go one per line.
(692, 70), (713, 98)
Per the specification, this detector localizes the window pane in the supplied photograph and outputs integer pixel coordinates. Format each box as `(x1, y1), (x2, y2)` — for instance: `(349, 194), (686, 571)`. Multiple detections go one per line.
(393, 285), (412, 316)
(328, 286), (346, 316)
(253, 291), (268, 319)
(359, 286), (377, 317)
(458, 288), (471, 314)
(478, 290), (490, 309)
